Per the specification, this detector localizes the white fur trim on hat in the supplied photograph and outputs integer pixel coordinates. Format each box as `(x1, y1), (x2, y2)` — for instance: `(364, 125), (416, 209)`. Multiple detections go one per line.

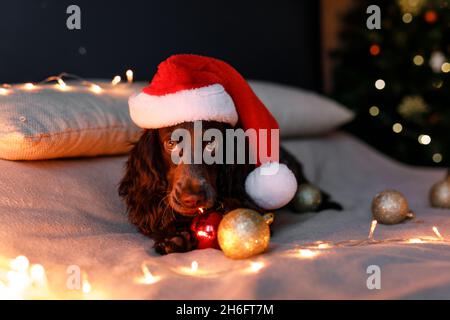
(129, 84), (238, 129)
(245, 162), (298, 210)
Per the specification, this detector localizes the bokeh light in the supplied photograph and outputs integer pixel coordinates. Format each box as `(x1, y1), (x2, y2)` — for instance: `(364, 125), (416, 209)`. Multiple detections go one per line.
(375, 79), (385, 90)
(369, 106), (380, 116)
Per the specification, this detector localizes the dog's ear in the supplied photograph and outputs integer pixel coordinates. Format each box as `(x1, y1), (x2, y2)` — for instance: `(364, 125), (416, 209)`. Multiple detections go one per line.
(119, 129), (170, 235)
(217, 162), (262, 212)
(217, 129), (262, 212)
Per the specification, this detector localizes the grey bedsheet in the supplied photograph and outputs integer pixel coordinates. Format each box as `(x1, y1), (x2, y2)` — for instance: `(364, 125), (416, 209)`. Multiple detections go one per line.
(0, 132), (449, 299)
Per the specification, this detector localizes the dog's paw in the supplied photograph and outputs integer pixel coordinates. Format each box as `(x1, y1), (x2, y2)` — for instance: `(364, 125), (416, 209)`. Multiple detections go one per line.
(154, 231), (197, 255)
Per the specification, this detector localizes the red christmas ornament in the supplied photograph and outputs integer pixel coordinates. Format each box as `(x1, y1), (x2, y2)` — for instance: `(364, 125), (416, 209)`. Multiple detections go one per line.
(190, 211), (223, 249)
(424, 10), (438, 24)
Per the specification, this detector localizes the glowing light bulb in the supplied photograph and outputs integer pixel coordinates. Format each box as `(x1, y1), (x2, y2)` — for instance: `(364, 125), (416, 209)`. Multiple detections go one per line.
(56, 79), (68, 91)
(392, 123), (403, 133)
(368, 220), (378, 240)
(402, 13), (413, 23)
(375, 79), (385, 90)
(7, 270), (29, 291)
(432, 153), (443, 163)
(82, 273), (91, 294)
(191, 261), (199, 272)
(418, 134), (431, 145)
(441, 62), (450, 73)
(432, 226), (444, 240)
(249, 262), (264, 272)
(111, 75), (121, 86)
(23, 83), (35, 90)
(298, 249), (318, 259)
(126, 69), (133, 83)
(369, 106), (380, 117)
(369, 44), (380, 56)
(413, 55), (424, 66)
(317, 243), (331, 249)
(10, 255), (29, 272)
(90, 84), (102, 94)
(134, 263), (161, 285)
(30, 264), (46, 282)
(142, 264), (158, 284)
(0, 88), (9, 95)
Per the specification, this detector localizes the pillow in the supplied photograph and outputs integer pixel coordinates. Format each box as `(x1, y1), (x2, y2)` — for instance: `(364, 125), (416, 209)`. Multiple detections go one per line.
(0, 81), (142, 160)
(0, 79), (352, 160)
(248, 80), (354, 138)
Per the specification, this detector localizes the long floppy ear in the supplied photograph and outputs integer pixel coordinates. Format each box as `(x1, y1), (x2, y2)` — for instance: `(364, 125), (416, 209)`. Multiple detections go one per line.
(119, 129), (172, 235)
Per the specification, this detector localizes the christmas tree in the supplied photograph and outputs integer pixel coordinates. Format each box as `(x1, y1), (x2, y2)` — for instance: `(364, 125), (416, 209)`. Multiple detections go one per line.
(332, 0), (450, 167)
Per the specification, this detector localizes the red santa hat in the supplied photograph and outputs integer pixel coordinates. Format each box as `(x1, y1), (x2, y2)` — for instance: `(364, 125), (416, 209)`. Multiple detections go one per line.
(129, 54), (297, 210)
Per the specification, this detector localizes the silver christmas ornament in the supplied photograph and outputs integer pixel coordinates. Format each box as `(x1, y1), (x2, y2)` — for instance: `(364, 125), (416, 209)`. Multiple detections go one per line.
(371, 190), (414, 224)
(430, 174), (450, 209)
(291, 183), (322, 213)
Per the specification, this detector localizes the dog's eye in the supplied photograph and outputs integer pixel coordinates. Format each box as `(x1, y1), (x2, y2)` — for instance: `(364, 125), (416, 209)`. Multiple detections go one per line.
(164, 139), (179, 151)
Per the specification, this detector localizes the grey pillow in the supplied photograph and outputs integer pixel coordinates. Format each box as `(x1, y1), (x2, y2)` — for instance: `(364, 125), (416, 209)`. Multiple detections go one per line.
(248, 80), (354, 137)
(0, 81), (142, 160)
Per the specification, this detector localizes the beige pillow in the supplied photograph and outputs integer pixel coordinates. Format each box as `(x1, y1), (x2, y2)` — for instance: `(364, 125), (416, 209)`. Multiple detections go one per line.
(0, 81), (142, 160)
(248, 80), (354, 137)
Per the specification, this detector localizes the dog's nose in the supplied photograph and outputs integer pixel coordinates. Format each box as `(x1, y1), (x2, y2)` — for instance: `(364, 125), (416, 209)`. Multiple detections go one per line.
(179, 192), (206, 208)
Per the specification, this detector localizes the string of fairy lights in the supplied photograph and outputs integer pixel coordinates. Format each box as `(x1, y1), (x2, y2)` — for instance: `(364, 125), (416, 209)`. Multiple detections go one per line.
(366, 5), (450, 165)
(0, 69), (135, 96)
(1, 218), (449, 299)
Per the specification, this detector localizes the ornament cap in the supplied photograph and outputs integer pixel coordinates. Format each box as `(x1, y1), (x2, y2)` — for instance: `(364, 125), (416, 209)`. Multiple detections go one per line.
(263, 213), (274, 225)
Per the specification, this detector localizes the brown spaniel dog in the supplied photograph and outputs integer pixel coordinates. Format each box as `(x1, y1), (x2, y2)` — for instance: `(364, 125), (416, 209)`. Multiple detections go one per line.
(119, 120), (341, 254)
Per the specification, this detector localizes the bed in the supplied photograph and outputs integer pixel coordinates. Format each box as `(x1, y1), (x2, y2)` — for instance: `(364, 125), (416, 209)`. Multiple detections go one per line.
(1, 131), (448, 299)
(2, 0), (449, 300)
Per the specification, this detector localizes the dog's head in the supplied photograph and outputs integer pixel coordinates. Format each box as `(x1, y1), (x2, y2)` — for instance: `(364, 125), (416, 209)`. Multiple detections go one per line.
(159, 121), (225, 216)
(119, 121), (249, 234)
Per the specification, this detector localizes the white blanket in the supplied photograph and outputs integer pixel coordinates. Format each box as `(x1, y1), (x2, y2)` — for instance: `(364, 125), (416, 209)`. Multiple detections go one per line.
(0, 132), (449, 299)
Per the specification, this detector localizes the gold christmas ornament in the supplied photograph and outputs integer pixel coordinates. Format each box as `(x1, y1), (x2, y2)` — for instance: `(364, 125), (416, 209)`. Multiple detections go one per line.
(372, 190), (414, 224)
(218, 208), (272, 259)
(430, 174), (450, 209)
(291, 183), (322, 213)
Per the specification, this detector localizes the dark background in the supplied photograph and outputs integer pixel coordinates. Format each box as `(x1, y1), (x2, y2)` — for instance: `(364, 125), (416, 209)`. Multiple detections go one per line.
(0, 0), (321, 90)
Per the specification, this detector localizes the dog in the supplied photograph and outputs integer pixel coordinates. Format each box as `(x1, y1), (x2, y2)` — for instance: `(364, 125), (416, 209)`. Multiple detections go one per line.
(119, 120), (341, 255)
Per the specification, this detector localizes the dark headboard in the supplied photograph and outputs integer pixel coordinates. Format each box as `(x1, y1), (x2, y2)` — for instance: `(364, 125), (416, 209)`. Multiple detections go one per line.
(0, 0), (321, 90)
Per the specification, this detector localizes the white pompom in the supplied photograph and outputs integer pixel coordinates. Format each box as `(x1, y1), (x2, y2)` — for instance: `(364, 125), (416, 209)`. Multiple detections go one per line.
(245, 162), (298, 210)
